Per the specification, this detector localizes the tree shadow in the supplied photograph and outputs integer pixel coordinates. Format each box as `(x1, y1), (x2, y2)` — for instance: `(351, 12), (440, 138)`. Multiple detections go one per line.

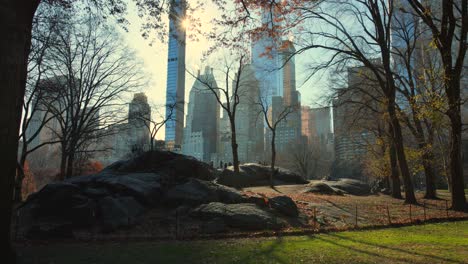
(311, 233), (460, 263)
(315, 197), (352, 215)
(236, 236), (287, 264)
(270, 185), (284, 194)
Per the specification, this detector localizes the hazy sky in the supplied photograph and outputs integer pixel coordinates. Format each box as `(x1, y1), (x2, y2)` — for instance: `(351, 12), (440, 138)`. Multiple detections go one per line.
(118, 1), (330, 139)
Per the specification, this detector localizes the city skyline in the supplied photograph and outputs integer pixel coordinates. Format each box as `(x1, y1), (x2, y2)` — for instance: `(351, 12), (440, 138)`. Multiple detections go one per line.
(117, 2), (331, 141)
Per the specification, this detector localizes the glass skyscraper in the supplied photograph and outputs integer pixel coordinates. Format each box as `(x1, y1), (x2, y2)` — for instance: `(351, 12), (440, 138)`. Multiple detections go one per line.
(165, 0), (186, 150)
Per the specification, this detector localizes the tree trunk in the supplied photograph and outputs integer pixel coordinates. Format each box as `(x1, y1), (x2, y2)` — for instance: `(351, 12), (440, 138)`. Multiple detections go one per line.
(422, 151), (437, 199)
(0, 1), (38, 262)
(59, 144), (67, 181)
(446, 79), (466, 210)
(389, 136), (402, 199)
(13, 156), (27, 203)
(66, 151), (75, 178)
(270, 130), (276, 187)
(229, 117), (240, 173)
(409, 100), (437, 199)
(389, 103), (417, 204)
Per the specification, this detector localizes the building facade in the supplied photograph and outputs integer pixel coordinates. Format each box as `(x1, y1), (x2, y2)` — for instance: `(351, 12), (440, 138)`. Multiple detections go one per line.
(235, 64), (264, 163)
(333, 63), (383, 180)
(182, 67), (220, 162)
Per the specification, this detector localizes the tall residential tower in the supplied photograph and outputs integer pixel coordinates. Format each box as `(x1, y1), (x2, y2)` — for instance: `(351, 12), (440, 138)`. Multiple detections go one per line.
(165, 0), (187, 150)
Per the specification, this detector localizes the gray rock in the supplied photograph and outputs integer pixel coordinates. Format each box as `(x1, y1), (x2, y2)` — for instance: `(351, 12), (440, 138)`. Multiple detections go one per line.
(192, 202), (285, 230)
(303, 182), (344, 195)
(165, 179), (244, 206)
(94, 174), (162, 205)
(218, 163), (307, 188)
(268, 196), (299, 217)
(328, 179), (371, 196)
(200, 218), (227, 234)
(98, 196), (145, 231)
(82, 187), (110, 198)
(103, 150), (216, 183)
(26, 182), (87, 219)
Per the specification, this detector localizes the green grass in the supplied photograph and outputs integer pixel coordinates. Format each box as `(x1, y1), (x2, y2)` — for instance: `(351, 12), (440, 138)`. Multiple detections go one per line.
(18, 221), (468, 264)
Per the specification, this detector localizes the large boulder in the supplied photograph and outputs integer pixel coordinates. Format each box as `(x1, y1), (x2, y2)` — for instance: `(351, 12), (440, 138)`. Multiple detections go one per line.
(23, 182), (95, 224)
(103, 150), (215, 184)
(328, 178), (371, 196)
(18, 151), (307, 238)
(268, 196), (299, 217)
(303, 182), (344, 195)
(218, 163), (307, 188)
(191, 202), (286, 230)
(165, 178), (244, 206)
(98, 196), (145, 231)
(93, 174), (162, 205)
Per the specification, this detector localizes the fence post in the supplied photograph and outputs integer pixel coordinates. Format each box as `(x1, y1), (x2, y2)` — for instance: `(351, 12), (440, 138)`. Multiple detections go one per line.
(15, 210), (20, 241)
(445, 200), (449, 218)
(386, 204), (391, 225)
(355, 204), (358, 227)
(409, 204), (412, 223)
(423, 201), (427, 221)
(176, 209), (179, 239)
(313, 207), (317, 230)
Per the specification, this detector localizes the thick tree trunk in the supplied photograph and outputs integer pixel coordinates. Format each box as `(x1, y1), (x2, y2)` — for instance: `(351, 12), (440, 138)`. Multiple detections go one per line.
(13, 157), (27, 203)
(66, 151), (75, 178)
(229, 117), (240, 173)
(389, 139), (402, 199)
(14, 165), (25, 203)
(422, 151), (437, 199)
(446, 80), (466, 210)
(59, 144), (67, 181)
(0, 1), (38, 262)
(270, 130), (276, 187)
(388, 103), (417, 204)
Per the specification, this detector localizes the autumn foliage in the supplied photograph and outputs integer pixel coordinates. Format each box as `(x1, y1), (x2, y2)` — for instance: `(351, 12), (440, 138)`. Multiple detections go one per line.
(21, 161), (37, 200)
(79, 160), (104, 175)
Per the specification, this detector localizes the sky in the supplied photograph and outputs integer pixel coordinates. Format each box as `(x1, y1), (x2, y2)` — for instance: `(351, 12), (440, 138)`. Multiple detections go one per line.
(118, 1), (331, 139)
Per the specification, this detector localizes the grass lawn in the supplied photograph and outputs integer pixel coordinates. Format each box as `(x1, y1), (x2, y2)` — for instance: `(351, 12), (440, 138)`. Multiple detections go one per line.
(17, 221), (468, 264)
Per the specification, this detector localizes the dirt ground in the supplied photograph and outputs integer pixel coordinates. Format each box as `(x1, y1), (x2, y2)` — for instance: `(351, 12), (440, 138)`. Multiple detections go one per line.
(243, 183), (468, 228)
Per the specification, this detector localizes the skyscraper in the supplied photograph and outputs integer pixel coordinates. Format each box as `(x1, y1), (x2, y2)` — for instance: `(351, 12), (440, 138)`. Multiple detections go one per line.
(235, 64), (264, 163)
(333, 63), (384, 180)
(165, 0), (186, 150)
(182, 67), (220, 162)
(251, 7), (282, 104)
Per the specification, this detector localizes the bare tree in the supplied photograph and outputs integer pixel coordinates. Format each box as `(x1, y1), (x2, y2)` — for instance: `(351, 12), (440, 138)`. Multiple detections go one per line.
(390, 5), (448, 199)
(282, 139), (332, 180)
(0, 0), (194, 260)
(405, 0), (467, 210)
(14, 6), (65, 202)
(257, 95), (297, 187)
(329, 62), (404, 197)
(187, 54), (248, 173)
(276, 0), (418, 203)
(137, 101), (176, 151)
(41, 14), (144, 179)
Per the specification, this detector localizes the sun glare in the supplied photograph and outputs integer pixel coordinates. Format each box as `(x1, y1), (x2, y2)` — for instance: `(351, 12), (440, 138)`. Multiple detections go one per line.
(181, 18), (190, 29)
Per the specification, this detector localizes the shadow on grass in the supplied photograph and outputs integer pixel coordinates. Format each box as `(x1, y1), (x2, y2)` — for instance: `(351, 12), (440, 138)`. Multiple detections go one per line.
(310, 233), (460, 263)
(235, 236), (287, 264)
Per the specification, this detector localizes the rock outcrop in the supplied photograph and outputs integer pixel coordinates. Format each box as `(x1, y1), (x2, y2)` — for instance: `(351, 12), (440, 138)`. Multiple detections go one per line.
(191, 202), (286, 230)
(328, 178), (371, 196)
(17, 151), (305, 239)
(303, 182), (344, 195)
(218, 163), (308, 188)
